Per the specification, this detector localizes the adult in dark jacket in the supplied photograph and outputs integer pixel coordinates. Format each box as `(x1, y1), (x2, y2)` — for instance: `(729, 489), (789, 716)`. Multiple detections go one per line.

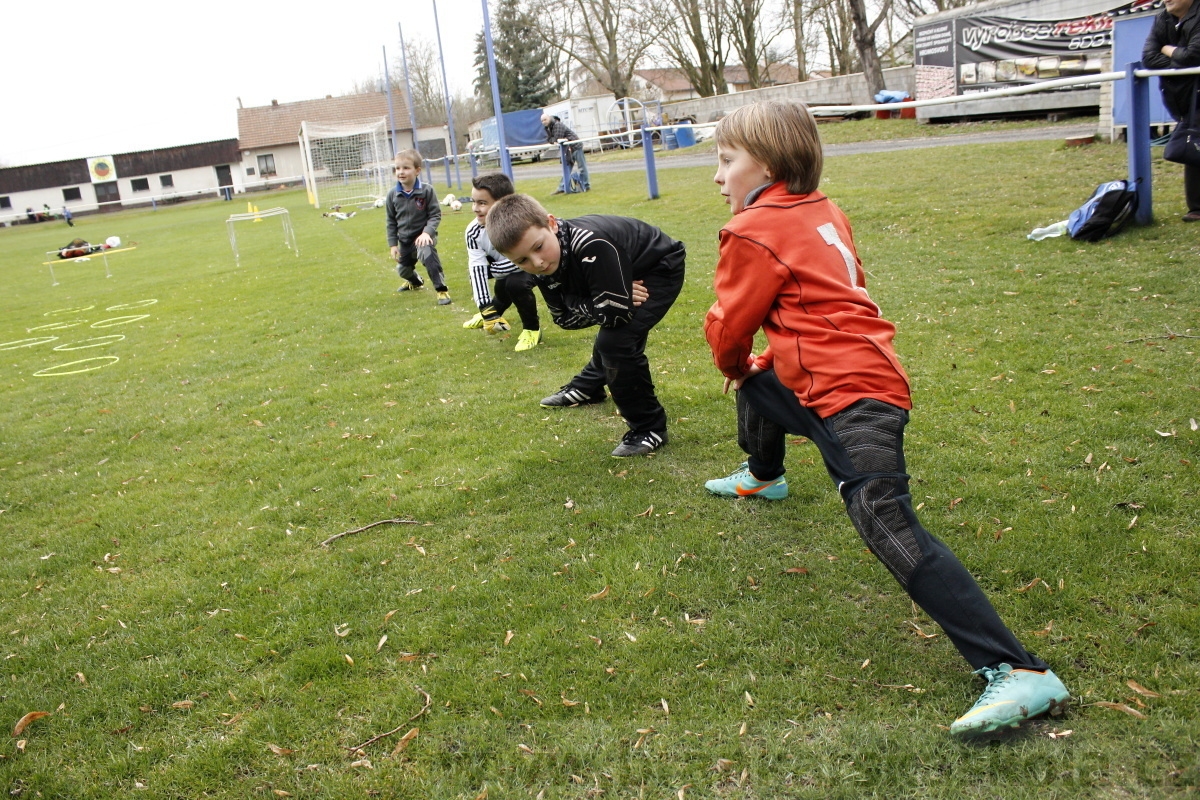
(542, 114), (590, 194)
(1143, 0), (1200, 221)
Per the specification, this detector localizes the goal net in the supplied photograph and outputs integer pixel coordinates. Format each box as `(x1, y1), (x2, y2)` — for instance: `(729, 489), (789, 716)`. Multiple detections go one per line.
(299, 117), (391, 210)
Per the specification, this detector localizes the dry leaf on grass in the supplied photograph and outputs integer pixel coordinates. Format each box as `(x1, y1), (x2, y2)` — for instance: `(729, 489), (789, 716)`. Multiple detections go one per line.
(274, 792), (292, 798)
(12, 712), (50, 737)
(711, 758), (735, 773)
(171, 701), (194, 710)
(344, 654), (354, 666)
(376, 635), (388, 653)
(475, 786), (489, 800)
(783, 567), (808, 575)
(588, 586), (610, 601)
(1126, 680), (1160, 698)
(390, 727), (419, 756)
(349, 758), (373, 769)
(504, 630), (515, 646)
(267, 743), (294, 756)
(1093, 701), (1147, 719)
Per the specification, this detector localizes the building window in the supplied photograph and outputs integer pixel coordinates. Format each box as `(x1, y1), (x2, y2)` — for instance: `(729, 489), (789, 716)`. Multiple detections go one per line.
(131, 178), (150, 192)
(160, 174), (174, 188)
(63, 187), (82, 201)
(257, 154), (276, 177)
(0, 196), (10, 210)
(246, 167), (256, 176)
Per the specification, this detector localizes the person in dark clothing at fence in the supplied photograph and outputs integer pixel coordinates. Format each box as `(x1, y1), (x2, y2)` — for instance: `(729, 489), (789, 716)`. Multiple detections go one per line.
(1143, 0), (1200, 222)
(542, 113), (590, 194)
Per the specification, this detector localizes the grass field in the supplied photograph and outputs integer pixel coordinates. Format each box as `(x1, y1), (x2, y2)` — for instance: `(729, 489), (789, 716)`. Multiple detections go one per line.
(1, 130), (1197, 798)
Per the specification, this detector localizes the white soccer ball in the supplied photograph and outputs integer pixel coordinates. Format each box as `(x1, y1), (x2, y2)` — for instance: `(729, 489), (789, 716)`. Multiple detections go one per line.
(374, 196), (386, 208)
(450, 200), (463, 212)
(441, 193), (456, 206)
(105, 236), (121, 248)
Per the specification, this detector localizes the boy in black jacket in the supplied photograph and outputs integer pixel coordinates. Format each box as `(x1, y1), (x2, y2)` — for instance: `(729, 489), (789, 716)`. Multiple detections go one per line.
(487, 194), (685, 457)
(385, 149), (451, 304)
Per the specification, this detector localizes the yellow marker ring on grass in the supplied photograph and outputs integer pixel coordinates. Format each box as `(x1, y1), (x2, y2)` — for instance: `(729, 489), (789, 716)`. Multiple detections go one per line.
(91, 315), (150, 329)
(33, 356), (120, 377)
(28, 321), (86, 333)
(0, 337), (58, 351)
(53, 335), (126, 351)
(45, 306), (95, 316)
(106, 300), (158, 311)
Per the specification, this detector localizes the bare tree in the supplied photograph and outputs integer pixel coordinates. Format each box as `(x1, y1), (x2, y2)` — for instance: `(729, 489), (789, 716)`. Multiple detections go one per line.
(846, 0), (894, 99)
(726, 0), (787, 89)
(532, 0), (664, 99)
(654, 0), (730, 97)
(817, 0), (856, 76)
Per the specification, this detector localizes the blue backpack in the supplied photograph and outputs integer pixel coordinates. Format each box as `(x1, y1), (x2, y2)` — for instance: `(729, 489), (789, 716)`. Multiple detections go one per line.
(1067, 180), (1137, 242)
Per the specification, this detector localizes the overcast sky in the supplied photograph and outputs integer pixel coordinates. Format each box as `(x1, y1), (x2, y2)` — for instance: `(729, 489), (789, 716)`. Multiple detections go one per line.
(2, 0), (485, 167)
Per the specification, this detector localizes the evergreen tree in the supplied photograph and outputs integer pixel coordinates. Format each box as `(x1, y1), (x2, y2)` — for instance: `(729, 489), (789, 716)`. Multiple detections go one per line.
(474, 0), (558, 111)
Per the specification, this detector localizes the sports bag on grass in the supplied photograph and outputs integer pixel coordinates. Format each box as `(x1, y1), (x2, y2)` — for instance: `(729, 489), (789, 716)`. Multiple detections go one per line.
(1163, 83), (1200, 168)
(1067, 180), (1137, 242)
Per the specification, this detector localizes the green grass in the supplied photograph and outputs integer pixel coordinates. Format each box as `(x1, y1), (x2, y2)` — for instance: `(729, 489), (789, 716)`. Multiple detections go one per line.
(0, 138), (1197, 799)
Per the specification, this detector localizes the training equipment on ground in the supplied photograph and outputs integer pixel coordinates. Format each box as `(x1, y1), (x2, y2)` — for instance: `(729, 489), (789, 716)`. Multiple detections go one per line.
(41, 244), (138, 286)
(611, 430), (667, 457)
(540, 385), (607, 407)
(704, 462), (789, 500)
(226, 207), (299, 267)
(951, 664), (1070, 737)
(299, 117), (391, 211)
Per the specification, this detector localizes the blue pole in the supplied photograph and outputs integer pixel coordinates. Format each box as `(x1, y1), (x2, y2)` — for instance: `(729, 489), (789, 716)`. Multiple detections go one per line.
(398, 23), (421, 153)
(469, 152), (478, 180)
(432, 0), (463, 191)
(1126, 61), (1153, 226)
(382, 46), (398, 156)
(642, 126), (659, 200)
(481, 0), (514, 181)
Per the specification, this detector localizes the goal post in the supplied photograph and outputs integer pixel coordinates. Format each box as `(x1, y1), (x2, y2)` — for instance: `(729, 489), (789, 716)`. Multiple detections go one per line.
(298, 117), (392, 210)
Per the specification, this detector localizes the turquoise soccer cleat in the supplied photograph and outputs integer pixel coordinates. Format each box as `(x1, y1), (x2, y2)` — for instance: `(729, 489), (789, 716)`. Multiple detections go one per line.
(704, 462), (788, 500)
(951, 663), (1070, 737)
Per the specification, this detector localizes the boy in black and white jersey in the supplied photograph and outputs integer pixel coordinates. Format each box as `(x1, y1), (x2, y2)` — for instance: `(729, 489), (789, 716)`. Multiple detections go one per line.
(462, 173), (543, 352)
(486, 193), (685, 457)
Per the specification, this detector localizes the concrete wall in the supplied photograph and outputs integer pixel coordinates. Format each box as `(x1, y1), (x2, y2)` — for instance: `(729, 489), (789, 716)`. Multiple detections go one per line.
(662, 67), (916, 122)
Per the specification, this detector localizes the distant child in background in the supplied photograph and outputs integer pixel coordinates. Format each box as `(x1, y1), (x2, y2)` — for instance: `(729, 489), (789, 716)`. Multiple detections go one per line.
(487, 194), (685, 457)
(703, 101), (1069, 737)
(463, 173), (544, 352)
(63, 207), (73, 227)
(386, 149), (451, 305)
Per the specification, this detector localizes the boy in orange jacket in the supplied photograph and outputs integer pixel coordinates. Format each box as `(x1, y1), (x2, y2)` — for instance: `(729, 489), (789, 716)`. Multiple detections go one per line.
(703, 101), (1069, 737)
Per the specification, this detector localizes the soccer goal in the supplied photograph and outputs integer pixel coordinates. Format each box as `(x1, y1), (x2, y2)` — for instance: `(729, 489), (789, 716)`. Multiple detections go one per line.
(299, 117), (392, 210)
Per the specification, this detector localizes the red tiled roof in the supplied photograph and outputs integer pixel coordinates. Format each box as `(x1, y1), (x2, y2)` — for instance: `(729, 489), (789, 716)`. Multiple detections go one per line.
(634, 68), (696, 93)
(236, 93), (406, 150)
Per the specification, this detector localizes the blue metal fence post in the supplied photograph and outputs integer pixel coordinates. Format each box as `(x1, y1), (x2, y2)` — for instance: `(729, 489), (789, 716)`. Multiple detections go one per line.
(642, 126), (659, 200)
(1127, 61), (1153, 226)
(480, 0), (513, 182)
(469, 152), (478, 181)
(559, 142), (573, 193)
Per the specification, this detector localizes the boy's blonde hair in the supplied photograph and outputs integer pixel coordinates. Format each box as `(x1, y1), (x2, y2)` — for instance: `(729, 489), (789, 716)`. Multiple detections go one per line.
(395, 149), (423, 170)
(484, 194), (550, 253)
(715, 101), (823, 195)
